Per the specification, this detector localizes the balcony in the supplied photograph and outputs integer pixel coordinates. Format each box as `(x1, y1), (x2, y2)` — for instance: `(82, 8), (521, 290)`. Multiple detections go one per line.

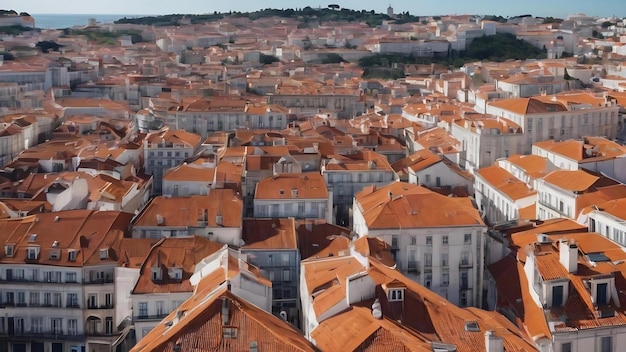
(87, 304), (114, 310)
(423, 265), (432, 274)
(407, 261), (420, 275)
(83, 278), (114, 285)
(459, 260), (473, 269)
(134, 314), (169, 322)
(8, 331), (85, 341)
(0, 277), (80, 285)
(66, 304), (81, 309)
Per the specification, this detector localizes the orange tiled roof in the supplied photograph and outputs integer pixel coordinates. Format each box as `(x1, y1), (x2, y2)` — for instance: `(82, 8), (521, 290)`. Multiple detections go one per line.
(476, 165), (537, 201)
(131, 289), (317, 352)
(132, 236), (225, 295)
(133, 191), (242, 228)
(242, 218), (297, 250)
(255, 173), (328, 200)
(355, 182), (484, 229)
(0, 210), (132, 267)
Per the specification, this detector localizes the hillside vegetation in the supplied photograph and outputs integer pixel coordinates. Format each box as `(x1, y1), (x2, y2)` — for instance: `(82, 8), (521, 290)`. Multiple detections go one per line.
(115, 7), (418, 28)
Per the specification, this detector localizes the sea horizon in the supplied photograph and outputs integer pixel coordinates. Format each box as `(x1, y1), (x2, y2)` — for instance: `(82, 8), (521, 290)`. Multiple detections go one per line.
(31, 13), (152, 29)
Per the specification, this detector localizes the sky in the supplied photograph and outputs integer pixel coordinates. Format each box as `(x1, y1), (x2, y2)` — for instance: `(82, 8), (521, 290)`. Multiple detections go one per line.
(4, 0), (625, 19)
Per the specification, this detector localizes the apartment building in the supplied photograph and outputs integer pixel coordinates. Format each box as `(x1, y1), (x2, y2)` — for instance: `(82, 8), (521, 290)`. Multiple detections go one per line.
(132, 280), (311, 352)
(394, 148), (473, 192)
(321, 150), (397, 224)
(131, 190), (243, 245)
(240, 218), (300, 325)
(143, 127), (202, 194)
(0, 210), (134, 352)
(582, 198), (626, 247)
(495, 70), (569, 98)
(136, 98), (289, 138)
(490, 230), (626, 352)
(450, 115), (525, 172)
(532, 137), (626, 184)
(536, 169), (626, 221)
(474, 164), (537, 225)
(300, 237), (537, 351)
(131, 236), (225, 341)
(254, 173), (332, 223)
(161, 164), (216, 197)
(486, 92), (620, 155)
(352, 181), (487, 307)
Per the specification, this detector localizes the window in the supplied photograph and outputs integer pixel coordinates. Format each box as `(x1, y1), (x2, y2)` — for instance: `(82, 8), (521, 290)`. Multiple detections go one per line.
(4, 245), (13, 257)
(442, 269), (450, 286)
(88, 294), (98, 309)
(53, 293), (61, 307)
(464, 233), (472, 244)
(424, 253), (432, 267)
(426, 236), (432, 246)
(27, 247), (38, 260)
(31, 317), (43, 333)
(561, 342), (572, 352)
(156, 301), (165, 316)
(31, 269), (38, 281)
(49, 249), (60, 260)
(100, 249), (108, 260)
(600, 336), (612, 352)
(282, 269), (291, 281)
(105, 293), (113, 308)
(68, 250), (77, 261)
(43, 293), (51, 306)
(223, 327), (238, 339)
(51, 318), (62, 334)
(105, 317), (113, 335)
(66, 272), (77, 283)
(67, 293), (78, 308)
(552, 285), (564, 307)
(441, 253), (449, 267)
(138, 302), (148, 318)
(29, 292), (39, 306)
(410, 236), (416, 246)
(460, 251), (470, 266)
(442, 235), (448, 245)
(388, 289), (404, 302)
(17, 291), (25, 305)
(460, 271), (469, 290)
(282, 253), (289, 264)
(391, 236), (399, 248)
(68, 319), (78, 335)
(597, 283), (608, 306)
(460, 291), (468, 306)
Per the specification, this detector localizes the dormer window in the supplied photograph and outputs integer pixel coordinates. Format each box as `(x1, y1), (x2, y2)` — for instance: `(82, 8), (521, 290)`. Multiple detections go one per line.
(388, 288), (405, 302)
(169, 268), (183, 280)
(27, 247), (39, 260)
(99, 249), (108, 260)
(5, 245), (14, 257)
(68, 250), (77, 262)
(151, 267), (163, 281)
(291, 188), (298, 197)
(49, 249), (60, 260)
(28, 234), (37, 242)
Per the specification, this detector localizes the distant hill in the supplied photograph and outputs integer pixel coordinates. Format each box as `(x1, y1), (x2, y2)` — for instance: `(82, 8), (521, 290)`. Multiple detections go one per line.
(115, 7), (419, 28)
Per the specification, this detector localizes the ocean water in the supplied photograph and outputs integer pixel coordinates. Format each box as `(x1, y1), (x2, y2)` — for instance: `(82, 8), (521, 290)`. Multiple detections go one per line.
(32, 14), (145, 29)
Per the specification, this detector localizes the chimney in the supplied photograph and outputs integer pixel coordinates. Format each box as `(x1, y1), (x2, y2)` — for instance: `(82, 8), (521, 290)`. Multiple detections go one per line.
(485, 330), (504, 352)
(559, 239), (578, 273)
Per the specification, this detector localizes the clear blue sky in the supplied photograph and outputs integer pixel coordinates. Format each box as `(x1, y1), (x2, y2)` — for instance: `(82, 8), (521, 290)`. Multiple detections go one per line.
(5, 0), (625, 18)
